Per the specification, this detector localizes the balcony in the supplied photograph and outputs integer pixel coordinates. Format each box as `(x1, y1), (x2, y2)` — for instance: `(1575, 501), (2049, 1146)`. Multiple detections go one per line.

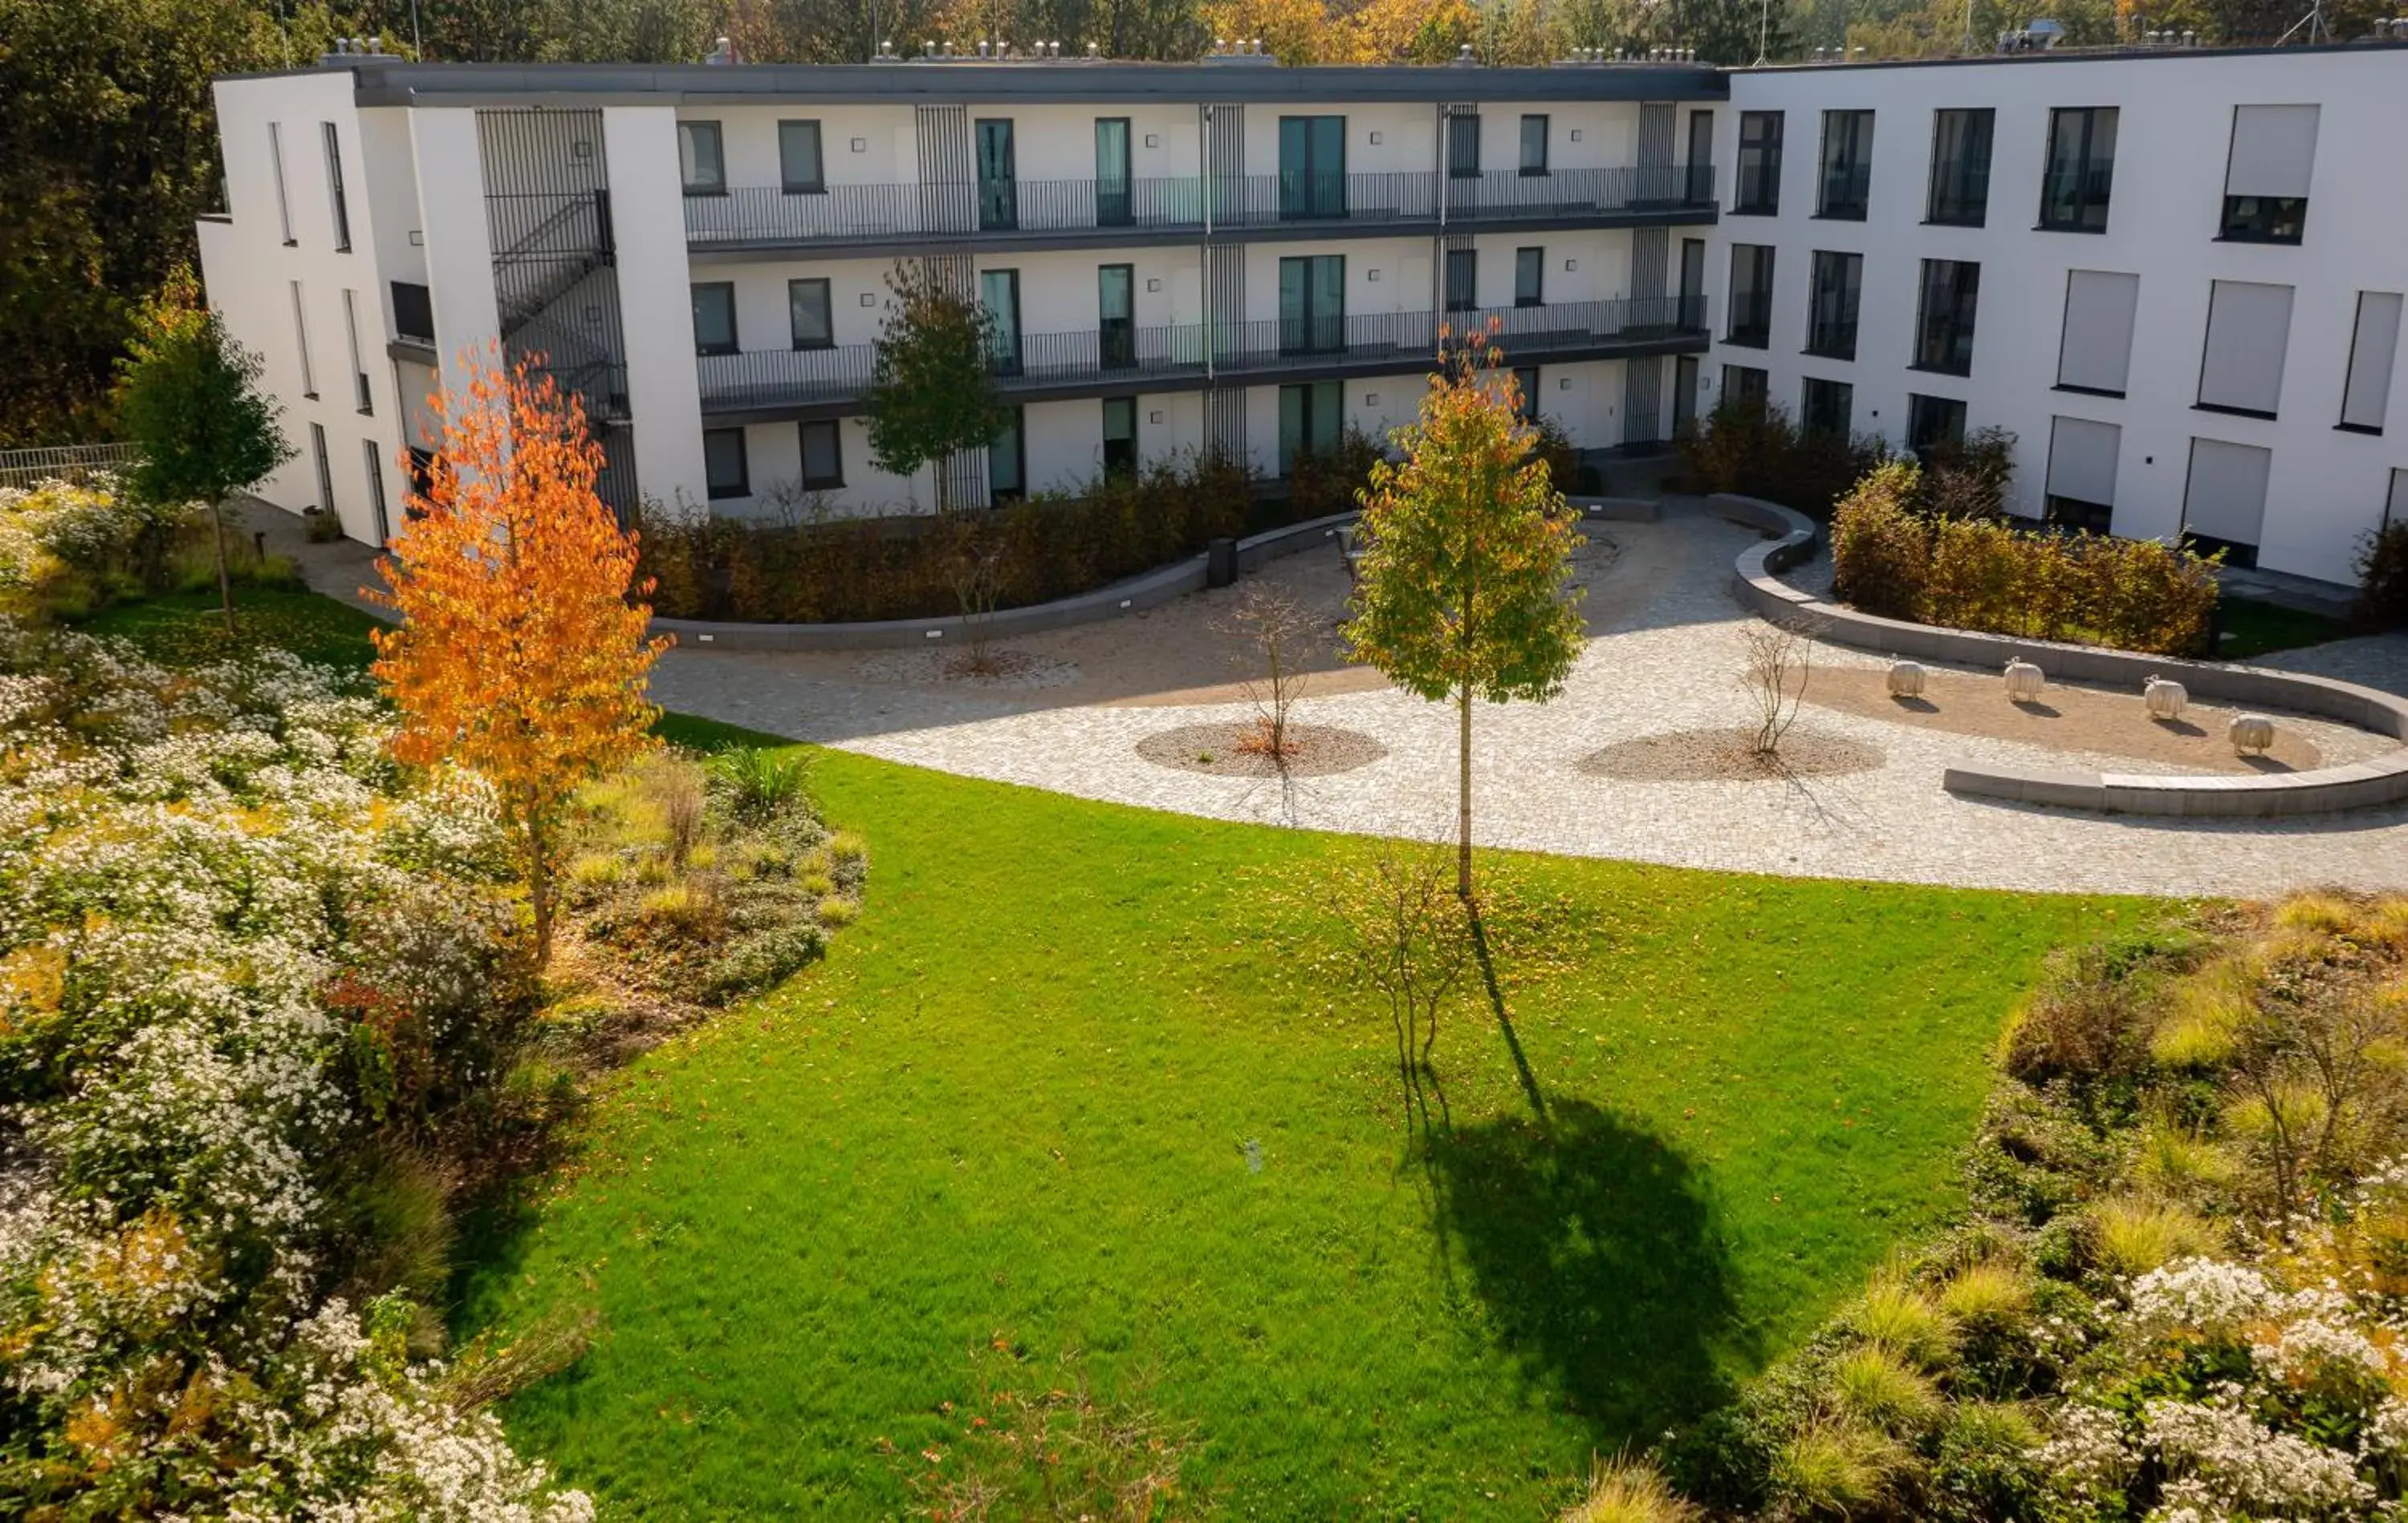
(698, 294), (1706, 420)
(685, 166), (1717, 254)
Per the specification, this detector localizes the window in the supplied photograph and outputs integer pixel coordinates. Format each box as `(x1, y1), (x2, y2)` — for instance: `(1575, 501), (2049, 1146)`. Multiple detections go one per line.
(799, 420), (843, 489)
(779, 120), (826, 193)
(1908, 394), (1967, 455)
(990, 408), (1026, 503)
(1805, 250), (1861, 362)
(1278, 116), (1346, 219)
(1686, 110), (1714, 204)
(362, 440), (390, 542)
(2221, 104), (2316, 244)
(703, 428), (749, 500)
(1912, 259), (1980, 376)
(1816, 110), (1873, 220)
(2056, 270), (2139, 396)
(343, 289), (372, 412)
(1801, 377), (1853, 437)
(391, 281), (434, 344)
(691, 282), (738, 356)
(788, 278), (832, 350)
(2341, 292), (2402, 434)
(1098, 264), (1134, 368)
(981, 269), (1022, 374)
(1519, 115), (1549, 176)
(310, 423), (334, 514)
(1447, 113), (1480, 179)
(1514, 247), (1544, 308)
(1723, 364), (1769, 404)
(2197, 279), (2295, 419)
(2045, 416), (2121, 530)
(1278, 254), (1344, 355)
(1512, 366), (1540, 421)
(2182, 437), (2272, 567)
(1735, 112), (1783, 215)
(291, 281), (315, 397)
(1444, 248), (1476, 312)
(323, 123), (352, 251)
(1095, 118), (1132, 225)
(1673, 353), (1701, 434)
(1102, 397), (1138, 477)
(269, 122), (295, 244)
(1727, 244), (1775, 348)
(678, 120), (726, 194)
(1926, 108), (1992, 225)
(1278, 381), (1343, 474)
(2392, 468), (2408, 530)
(2040, 107), (2117, 232)
(976, 120), (1018, 231)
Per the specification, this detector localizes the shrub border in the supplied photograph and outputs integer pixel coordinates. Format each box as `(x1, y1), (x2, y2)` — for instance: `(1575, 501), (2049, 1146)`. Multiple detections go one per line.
(1718, 492), (2408, 818)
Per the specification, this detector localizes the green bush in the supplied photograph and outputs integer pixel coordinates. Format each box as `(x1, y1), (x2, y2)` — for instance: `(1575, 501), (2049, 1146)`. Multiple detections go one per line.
(2353, 519), (2408, 632)
(1828, 461), (2220, 656)
(1679, 396), (1891, 518)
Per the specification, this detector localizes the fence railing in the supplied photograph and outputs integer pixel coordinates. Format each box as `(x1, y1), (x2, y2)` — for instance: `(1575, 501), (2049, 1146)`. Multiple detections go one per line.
(697, 294), (1706, 413)
(0, 443), (142, 490)
(685, 165), (1717, 246)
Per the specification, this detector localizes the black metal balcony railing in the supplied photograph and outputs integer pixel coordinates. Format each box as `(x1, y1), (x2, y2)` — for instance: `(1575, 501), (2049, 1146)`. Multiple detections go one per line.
(685, 166), (1716, 248)
(697, 294), (1706, 415)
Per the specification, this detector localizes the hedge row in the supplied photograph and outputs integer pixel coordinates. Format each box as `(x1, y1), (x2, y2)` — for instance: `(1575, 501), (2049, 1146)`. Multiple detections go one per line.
(1832, 460), (2221, 657)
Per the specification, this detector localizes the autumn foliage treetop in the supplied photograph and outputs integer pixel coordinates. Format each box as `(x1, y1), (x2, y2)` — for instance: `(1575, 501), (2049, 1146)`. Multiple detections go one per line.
(369, 352), (669, 963)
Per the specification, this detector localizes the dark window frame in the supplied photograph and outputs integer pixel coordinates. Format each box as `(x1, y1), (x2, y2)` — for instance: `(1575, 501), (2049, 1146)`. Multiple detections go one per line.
(1514, 246), (1544, 308)
(1447, 114), (1481, 179)
(703, 428), (749, 500)
(787, 277), (833, 351)
(323, 121), (352, 251)
(691, 281), (738, 356)
(1443, 247), (1476, 312)
(2039, 106), (2117, 234)
(1804, 250), (1862, 363)
(1734, 111), (1784, 215)
(2219, 196), (2306, 245)
(779, 120), (827, 194)
(1911, 258), (1980, 377)
(1101, 396), (1139, 477)
(1906, 393), (1967, 456)
(1816, 110), (1874, 221)
(1727, 244), (1775, 349)
(1925, 108), (1993, 227)
(679, 120), (727, 196)
(1512, 365), (1540, 421)
(1519, 114), (1550, 177)
(990, 406), (1027, 505)
(1723, 364), (1769, 404)
(1801, 376), (1854, 437)
(799, 419), (844, 489)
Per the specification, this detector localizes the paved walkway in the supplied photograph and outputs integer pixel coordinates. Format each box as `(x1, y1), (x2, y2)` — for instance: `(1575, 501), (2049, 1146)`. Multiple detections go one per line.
(259, 500), (2408, 898)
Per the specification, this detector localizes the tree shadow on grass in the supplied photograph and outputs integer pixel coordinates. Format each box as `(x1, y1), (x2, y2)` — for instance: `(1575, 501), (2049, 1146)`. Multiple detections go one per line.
(1424, 1096), (1750, 1441)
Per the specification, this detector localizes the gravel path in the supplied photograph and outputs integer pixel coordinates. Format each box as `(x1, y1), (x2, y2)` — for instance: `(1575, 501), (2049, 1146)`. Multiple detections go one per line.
(258, 500), (2408, 898)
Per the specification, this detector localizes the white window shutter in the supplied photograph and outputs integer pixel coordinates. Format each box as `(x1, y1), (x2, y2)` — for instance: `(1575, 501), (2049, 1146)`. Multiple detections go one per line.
(2183, 438), (2273, 546)
(2224, 105), (2319, 201)
(2199, 280), (2294, 416)
(2057, 270), (2139, 395)
(2045, 416), (2121, 506)
(2343, 292), (2402, 432)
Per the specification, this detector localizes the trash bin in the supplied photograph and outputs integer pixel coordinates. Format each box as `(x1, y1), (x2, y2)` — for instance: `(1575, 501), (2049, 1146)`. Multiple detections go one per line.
(1206, 536), (1239, 589)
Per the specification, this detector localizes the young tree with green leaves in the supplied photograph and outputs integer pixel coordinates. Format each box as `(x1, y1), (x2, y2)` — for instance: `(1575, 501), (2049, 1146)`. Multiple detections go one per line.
(864, 259), (1008, 514)
(114, 266), (293, 632)
(1344, 332), (1585, 900)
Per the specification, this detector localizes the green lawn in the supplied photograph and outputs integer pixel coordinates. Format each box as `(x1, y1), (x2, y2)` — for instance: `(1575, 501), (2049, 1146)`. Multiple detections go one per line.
(2216, 595), (2350, 661)
(68, 583), (385, 668)
(460, 749), (2146, 1518)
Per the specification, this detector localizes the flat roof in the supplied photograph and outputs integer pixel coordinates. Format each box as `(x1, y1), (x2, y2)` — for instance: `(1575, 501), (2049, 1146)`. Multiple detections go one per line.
(1735, 35), (2408, 73)
(218, 57), (1728, 106)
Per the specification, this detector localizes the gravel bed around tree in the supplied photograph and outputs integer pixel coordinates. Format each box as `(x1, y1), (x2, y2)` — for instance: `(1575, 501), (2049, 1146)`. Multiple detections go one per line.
(1578, 725), (1886, 782)
(1135, 721), (1388, 778)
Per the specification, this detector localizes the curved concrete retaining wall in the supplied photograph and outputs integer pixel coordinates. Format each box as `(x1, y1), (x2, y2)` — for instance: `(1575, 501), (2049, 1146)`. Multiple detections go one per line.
(1713, 493), (2408, 818)
(654, 510), (1358, 652)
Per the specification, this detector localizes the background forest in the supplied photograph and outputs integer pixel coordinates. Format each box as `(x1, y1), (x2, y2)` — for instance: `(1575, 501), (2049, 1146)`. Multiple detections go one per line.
(0, 0), (2368, 452)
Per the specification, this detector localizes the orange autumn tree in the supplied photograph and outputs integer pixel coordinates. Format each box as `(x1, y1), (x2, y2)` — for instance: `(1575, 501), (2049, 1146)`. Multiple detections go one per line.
(370, 354), (669, 965)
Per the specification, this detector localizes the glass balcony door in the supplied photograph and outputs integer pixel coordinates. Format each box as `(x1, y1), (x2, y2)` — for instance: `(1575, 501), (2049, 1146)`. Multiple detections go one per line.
(1279, 380), (1343, 476)
(981, 269), (1022, 376)
(976, 120), (1018, 232)
(1278, 116), (1346, 221)
(1099, 264), (1135, 369)
(1278, 254), (1344, 355)
(1095, 118), (1132, 227)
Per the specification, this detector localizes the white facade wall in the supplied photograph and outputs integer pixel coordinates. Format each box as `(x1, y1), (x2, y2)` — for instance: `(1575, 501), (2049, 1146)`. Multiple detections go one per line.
(1705, 47), (2408, 585)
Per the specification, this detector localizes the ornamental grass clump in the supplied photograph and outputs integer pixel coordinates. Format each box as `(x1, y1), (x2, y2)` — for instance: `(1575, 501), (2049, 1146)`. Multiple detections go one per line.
(1653, 891), (2408, 1523)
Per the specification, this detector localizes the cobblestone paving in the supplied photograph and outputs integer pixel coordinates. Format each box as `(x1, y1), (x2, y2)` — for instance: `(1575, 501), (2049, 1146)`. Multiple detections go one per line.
(259, 500), (2408, 897)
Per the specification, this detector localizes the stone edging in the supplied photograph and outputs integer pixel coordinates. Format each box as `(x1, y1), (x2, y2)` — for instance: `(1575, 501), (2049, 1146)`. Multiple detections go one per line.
(652, 510), (1359, 652)
(1714, 492), (2408, 818)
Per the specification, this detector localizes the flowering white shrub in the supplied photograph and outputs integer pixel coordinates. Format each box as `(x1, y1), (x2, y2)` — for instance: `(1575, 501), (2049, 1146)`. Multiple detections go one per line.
(0, 623), (589, 1516)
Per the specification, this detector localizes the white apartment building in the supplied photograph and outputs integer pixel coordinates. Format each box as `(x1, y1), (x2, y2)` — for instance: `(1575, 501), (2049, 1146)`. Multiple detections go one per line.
(1699, 43), (2408, 587)
(197, 51), (1724, 540)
